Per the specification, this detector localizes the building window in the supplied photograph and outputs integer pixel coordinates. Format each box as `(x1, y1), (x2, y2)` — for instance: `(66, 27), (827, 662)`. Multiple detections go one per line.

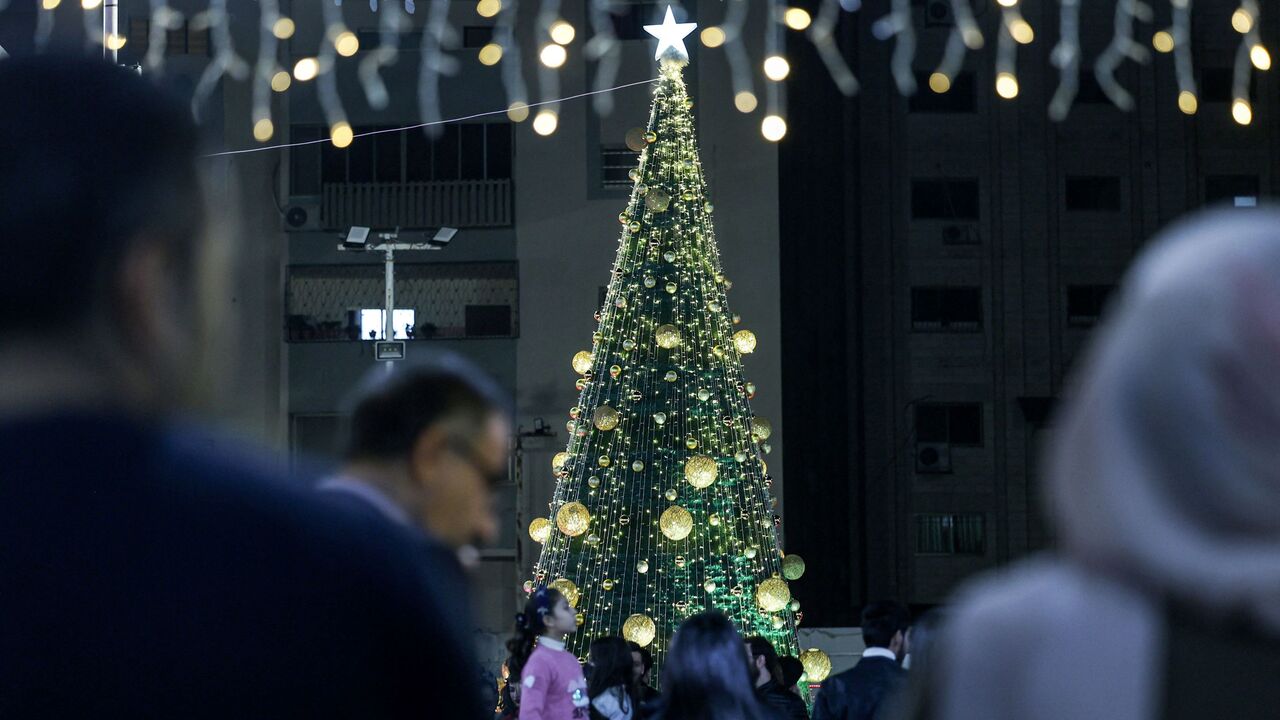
(601, 145), (641, 188)
(1205, 175), (1260, 208)
(908, 72), (976, 113)
(290, 122), (512, 193)
(915, 403), (983, 446)
(911, 286), (982, 331)
(916, 514), (985, 555)
(911, 179), (980, 220)
(1066, 285), (1114, 327)
(1065, 176), (1122, 211)
(123, 16), (211, 61)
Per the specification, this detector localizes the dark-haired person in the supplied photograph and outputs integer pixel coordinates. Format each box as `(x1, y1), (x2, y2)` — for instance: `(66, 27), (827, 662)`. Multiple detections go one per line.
(777, 656), (805, 696)
(746, 636), (809, 720)
(651, 612), (773, 720)
(588, 636), (641, 720)
(507, 587), (587, 719)
(0, 55), (470, 717)
(811, 602), (909, 720)
(629, 641), (662, 706)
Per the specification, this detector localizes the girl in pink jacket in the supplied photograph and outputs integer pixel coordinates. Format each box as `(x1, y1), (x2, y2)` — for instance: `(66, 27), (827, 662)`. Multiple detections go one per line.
(507, 586), (588, 720)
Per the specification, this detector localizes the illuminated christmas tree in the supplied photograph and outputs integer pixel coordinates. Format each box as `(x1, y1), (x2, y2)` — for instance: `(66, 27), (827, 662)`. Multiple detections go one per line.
(525, 7), (821, 681)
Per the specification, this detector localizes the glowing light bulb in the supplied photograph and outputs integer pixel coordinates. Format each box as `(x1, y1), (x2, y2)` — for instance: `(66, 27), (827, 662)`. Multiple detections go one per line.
(271, 71), (292, 92)
(293, 57), (320, 82)
(507, 101), (530, 122)
(1178, 90), (1198, 115)
(761, 115), (787, 142)
(476, 0), (501, 18)
(700, 26), (726, 48)
(550, 20), (576, 45)
(253, 118), (274, 142)
(273, 17), (295, 40)
(996, 0), (1018, 6)
(1008, 18), (1034, 44)
(928, 72), (951, 93)
(105, 33), (127, 51)
(478, 43), (503, 65)
(1251, 44), (1271, 70)
(1232, 98), (1252, 125)
(330, 122), (354, 148)
(1232, 7), (1253, 34)
(734, 91), (758, 113)
(533, 110), (559, 136)
(82, 0), (102, 9)
(334, 30), (360, 57)
(42, 0), (61, 10)
(1152, 30), (1174, 53)
(784, 8), (812, 30)
(763, 55), (791, 81)
(540, 43), (567, 68)
(996, 72), (1019, 99)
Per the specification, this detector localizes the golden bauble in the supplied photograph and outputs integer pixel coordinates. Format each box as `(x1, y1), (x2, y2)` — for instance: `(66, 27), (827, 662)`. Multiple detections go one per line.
(637, 559), (650, 573)
(593, 405), (621, 431)
(622, 613), (657, 647)
(655, 324), (681, 349)
(664, 370), (678, 382)
(528, 517), (553, 543)
(703, 579), (717, 592)
(654, 412), (667, 425)
(782, 553), (806, 580)
(550, 577), (580, 607)
(646, 189), (671, 212)
(799, 648), (832, 682)
(756, 577), (791, 612)
(684, 455), (718, 489)
(733, 329), (758, 354)
(632, 460), (645, 472)
(751, 416), (773, 441)
(598, 455), (611, 467)
(660, 505), (694, 540)
(552, 452), (571, 471)
(556, 501), (591, 537)
(572, 350), (593, 374)
(643, 130), (657, 143)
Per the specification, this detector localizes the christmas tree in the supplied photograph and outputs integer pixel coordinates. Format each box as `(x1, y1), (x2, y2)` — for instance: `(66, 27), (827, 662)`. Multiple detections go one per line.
(525, 7), (818, 681)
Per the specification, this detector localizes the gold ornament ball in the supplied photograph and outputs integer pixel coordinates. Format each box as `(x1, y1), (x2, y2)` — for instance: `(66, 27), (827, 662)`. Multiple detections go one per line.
(684, 455), (719, 489)
(637, 559), (650, 573)
(745, 546), (758, 559)
(756, 577), (792, 612)
(602, 578), (615, 590)
(586, 533), (601, 545)
(684, 437), (698, 450)
(632, 460), (645, 472)
(528, 517), (553, 544)
(660, 505), (694, 540)
(655, 324), (681, 349)
(552, 452), (571, 471)
(781, 554), (807, 580)
(550, 577), (580, 607)
(646, 189), (671, 212)
(703, 579), (717, 592)
(654, 412), (668, 425)
(772, 616), (786, 630)
(598, 455), (611, 467)
(664, 370), (678, 382)
(587, 475), (601, 489)
(733, 329), (758, 354)
(572, 350), (593, 374)
(643, 130), (657, 144)
(799, 648), (832, 682)
(556, 501), (591, 537)
(664, 488), (678, 501)
(751, 416), (773, 441)
(593, 405), (621, 431)
(622, 613), (657, 647)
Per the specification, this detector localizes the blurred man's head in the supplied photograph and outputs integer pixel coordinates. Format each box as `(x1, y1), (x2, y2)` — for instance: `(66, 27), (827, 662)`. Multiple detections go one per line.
(628, 641), (654, 685)
(343, 355), (511, 547)
(744, 636), (782, 688)
(0, 55), (207, 411)
(861, 600), (910, 659)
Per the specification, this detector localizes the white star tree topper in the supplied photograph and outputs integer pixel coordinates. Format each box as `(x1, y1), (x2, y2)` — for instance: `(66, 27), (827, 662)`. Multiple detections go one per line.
(644, 6), (698, 63)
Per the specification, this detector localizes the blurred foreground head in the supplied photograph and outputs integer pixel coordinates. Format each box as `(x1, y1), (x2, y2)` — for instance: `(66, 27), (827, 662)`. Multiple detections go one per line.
(0, 55), (207, 413)
(1047, 208), (1280, 629)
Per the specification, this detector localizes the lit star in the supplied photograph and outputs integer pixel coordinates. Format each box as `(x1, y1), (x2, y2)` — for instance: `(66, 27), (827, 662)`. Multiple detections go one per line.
(644, 6), (698, 62)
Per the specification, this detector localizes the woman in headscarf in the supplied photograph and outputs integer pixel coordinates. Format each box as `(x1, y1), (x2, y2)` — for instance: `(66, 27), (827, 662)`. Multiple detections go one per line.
(902, 209), (1280, 719)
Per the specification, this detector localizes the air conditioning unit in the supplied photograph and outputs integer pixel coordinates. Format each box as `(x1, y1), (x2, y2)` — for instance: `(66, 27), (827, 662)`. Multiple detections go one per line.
(282, 199), (323, 232)
(915, 442), (953, 474)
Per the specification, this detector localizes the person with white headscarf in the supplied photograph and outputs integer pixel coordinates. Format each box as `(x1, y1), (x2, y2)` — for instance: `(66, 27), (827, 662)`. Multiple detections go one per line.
(898, 209), (1280, 720)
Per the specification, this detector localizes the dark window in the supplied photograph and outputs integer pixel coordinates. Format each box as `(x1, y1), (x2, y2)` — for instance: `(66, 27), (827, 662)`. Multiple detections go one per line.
(1205, 175), (1260, 207)
(610, 3), (662, 40)
(122, 18), (211, 62)
(909, 72), (976, 113)
(915, 403), (983, 446)
(1064, 176), (1122, 211)
(432, 125), (460, 181)
(290, 125), (323, 195)
(375, 130), (402, 182)
(406, 129), (432, 182)
(460, 124), (486, 180)
(356, 29), (423, 51)
(465, 305), (513, 336)
(916, 514), (985, 555)
(486, 123), (513, 179)
(321, 138), (346, 184)
(347, 126), (375, 183)
(602, 146), (641, 188)
(911, 286), (982, 331)
(911, 179), (979, 220)
(463, 26), (496, 48)
(1067, 285), (1114, 327)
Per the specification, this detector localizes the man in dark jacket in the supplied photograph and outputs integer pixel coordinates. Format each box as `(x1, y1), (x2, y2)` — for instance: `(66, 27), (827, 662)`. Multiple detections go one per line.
(811, 602), (909, 720)
(746, 636), (810, 720)
(0, 55), (476, 718)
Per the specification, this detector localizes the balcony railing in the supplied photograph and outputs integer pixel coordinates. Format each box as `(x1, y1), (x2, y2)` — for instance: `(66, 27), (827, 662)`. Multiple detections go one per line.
(321, 179), (513, 229)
